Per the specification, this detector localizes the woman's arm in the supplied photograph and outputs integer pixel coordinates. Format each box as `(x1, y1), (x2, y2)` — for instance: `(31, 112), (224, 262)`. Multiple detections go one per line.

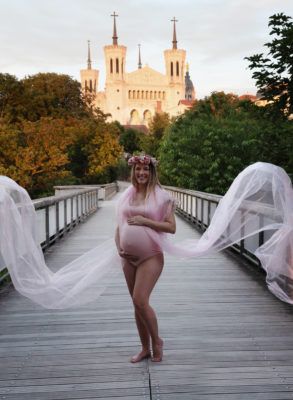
(127, 211), (176, 234)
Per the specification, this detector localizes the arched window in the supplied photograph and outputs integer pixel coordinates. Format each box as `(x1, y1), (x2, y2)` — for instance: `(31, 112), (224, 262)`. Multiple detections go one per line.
(154, 91), (157, 99)
(143, 110), (152, 126)
(110, 59), (113, 73)
(85, 80), (87, 92)
(137, 90), (140, 99)
(150, 91), (153, 99)
(141, 91), (144, 99)
(129, 90), (132, 99)
(171, 62), (174, 76)
(158, 91), (161, 99)
(133, 90), (136, 99)
(89, 80), (92, 92)
(163, 91), (166, 100)
(130, 109), (140, 125)
(116, 58), (119, 73)
(176, 61), (179, 76)
(94, 80), (97, 92)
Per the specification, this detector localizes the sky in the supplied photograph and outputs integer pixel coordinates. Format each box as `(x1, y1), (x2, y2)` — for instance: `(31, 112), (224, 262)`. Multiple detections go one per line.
(0, 0), (292, 99)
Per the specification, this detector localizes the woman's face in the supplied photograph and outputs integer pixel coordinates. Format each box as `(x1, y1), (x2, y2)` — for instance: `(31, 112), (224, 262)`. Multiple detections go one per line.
(134, 163), (150, 185)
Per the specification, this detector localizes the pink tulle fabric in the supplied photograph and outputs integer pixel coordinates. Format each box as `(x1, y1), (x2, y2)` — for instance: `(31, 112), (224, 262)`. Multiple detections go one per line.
(0, 162), (292, 308)
(117, 185), (174, 266)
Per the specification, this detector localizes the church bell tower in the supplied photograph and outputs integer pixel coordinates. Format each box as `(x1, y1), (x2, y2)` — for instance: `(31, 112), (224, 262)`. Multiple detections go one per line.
(104, 12), (127, 122)
(80, 40), (99, 99)
(164, 18), (186, 101)
(104, 12), (127, 83)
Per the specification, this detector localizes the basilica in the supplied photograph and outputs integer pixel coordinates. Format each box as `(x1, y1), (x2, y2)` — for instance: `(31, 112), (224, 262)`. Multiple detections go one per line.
(80, 14), (195, 128)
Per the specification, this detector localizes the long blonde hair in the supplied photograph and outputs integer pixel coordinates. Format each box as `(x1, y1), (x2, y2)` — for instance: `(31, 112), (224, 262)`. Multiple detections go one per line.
(131, 161), (161, 198)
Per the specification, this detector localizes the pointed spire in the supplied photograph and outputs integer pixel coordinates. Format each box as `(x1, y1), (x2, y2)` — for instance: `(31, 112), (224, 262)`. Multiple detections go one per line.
(138, 44), (142, 69)
(111, 12), (118, 45)
(171, 17), (178, 49)
(87, 40), (92, 70)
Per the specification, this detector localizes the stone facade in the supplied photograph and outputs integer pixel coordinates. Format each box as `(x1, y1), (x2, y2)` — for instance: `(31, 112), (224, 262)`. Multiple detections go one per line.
(80, 16), (195, 126)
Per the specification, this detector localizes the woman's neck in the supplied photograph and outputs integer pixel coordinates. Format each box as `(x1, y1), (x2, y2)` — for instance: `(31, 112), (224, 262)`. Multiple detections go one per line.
(136, 184), (147, 196)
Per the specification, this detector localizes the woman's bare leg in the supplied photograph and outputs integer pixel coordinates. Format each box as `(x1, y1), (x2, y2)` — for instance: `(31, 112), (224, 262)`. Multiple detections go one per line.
(132, 254), (164, 361)
(122, 261), (151, 362)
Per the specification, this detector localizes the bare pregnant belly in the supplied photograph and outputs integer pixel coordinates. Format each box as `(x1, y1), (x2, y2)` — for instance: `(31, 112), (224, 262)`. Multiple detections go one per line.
(120, 225), (161, 266)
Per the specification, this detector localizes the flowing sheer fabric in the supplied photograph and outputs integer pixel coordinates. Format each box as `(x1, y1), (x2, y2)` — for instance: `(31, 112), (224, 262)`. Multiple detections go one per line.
(0, 162), (292, 308)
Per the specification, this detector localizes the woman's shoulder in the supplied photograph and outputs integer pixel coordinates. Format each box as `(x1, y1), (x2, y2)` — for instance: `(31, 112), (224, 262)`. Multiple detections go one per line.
(154, 185), (174, 202)
(117, 185), (135, 210)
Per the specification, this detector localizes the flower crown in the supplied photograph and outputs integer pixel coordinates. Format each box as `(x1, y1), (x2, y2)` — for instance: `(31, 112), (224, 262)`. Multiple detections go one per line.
(127, 155), (158, 166)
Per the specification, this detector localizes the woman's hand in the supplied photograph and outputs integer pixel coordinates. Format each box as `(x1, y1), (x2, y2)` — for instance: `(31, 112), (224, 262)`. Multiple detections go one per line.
(118, 249), (138, 262)
(127, 215), (147, 226)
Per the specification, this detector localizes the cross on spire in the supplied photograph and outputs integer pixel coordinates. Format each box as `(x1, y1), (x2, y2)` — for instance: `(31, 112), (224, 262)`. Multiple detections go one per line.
(171, 17), (178, 49)
(138, 44), (142, 69)
(111, 12), (118, 45)
(87, 40), (92, 70)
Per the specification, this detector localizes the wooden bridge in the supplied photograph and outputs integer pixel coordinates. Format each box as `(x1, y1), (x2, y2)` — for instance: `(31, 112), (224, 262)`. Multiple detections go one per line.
(1, 187), (293, 399)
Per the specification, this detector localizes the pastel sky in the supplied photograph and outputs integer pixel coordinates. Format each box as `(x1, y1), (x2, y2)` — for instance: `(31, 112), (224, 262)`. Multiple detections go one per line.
(0, 0), (292, 99)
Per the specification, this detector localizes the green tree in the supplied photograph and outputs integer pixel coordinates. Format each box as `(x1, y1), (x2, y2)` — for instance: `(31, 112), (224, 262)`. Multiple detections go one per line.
(68, 113), (123, 184)
(22, 73), (87, 121)
(140, 112), (170, 157)
(245, 13), (293, 119)
(0, 73), (27, 123)
(159, 93), (293, 194)
(119, 126), (144, 154)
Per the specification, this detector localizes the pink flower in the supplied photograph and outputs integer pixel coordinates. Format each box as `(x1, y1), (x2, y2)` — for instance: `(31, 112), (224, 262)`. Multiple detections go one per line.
(128, 158), (133, 165)
(133, 156), (139, 163)
(143, 156), (150, 164)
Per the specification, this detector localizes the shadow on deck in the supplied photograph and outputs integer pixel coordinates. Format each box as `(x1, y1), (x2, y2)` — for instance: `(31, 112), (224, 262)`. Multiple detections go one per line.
(1, 191), (293, 399)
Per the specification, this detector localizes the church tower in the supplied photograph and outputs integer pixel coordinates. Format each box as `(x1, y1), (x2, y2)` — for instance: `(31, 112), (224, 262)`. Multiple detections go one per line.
(164, 18), (186, 104)
(104, 12), (127, 121)
(80, 40), (99, 99)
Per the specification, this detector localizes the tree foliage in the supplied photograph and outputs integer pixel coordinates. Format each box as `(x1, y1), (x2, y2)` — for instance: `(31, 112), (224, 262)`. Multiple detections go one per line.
(68, 116), (122, 184)
(0, 118), (74, 196)
(140, 112), (170, 157)
(118, 126), (143, 154)
(245, 13), (293, 119)
(0, 72), (123, 196)
(0, 73), (26, 123)
(159, 92), (293, 194)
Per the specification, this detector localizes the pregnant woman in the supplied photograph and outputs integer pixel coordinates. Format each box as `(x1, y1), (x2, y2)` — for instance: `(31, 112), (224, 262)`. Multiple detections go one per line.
(115, 155), (176, 363)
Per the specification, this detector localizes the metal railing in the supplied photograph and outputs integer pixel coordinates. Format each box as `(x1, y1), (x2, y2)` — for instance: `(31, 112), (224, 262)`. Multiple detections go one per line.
(165, 186), (275, 267)
(54, 182), (117, 201)
(0, 182), (118, 284)
(33, 187), (100, 251)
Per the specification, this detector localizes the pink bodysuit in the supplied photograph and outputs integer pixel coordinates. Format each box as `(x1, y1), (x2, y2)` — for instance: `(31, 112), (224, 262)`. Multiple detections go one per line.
(119, 203), (162, 267)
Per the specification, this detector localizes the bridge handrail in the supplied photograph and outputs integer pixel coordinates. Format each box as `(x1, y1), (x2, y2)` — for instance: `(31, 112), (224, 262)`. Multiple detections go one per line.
(165, 185), (277, 267)
(0, 183), (118, 284)
(53, 182), (117, 200)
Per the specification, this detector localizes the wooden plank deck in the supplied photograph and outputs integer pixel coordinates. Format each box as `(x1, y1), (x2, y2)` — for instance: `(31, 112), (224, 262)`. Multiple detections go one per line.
(1, 190), (293, 399)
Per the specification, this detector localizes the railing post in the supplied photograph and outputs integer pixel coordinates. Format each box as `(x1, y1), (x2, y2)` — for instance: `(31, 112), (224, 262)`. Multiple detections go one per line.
(56, 202), (59, 240)
(45, 206), (50, 248)
(259, 215), (264, 247)
(207, 200), (211, 226)
(64, 199), (67, 235)
(201, 198), (204, 230)
(71, 197), (73, 230)
(240, 210), (245, 257)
